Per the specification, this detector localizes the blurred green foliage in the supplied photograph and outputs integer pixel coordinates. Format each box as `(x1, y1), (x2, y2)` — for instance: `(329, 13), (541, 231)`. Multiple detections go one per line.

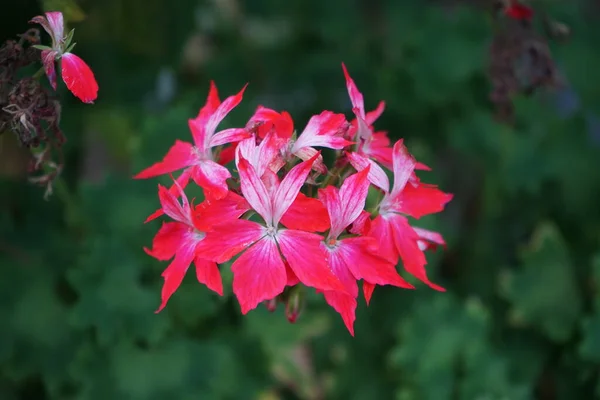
(1, 0), (600, 399)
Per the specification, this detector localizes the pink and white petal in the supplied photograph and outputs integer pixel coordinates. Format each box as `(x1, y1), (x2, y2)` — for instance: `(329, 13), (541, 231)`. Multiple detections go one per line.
(192, 159), (232, 200)
(41, 50), (58, 90)
(209, 127), (250, 148)
(352, 110), (373, 142)
(390, 139), (417, 198)
(133, 140), (196, 179)
(237, 157), (273, 223)
(293, 147), (327, 175)
(157, 184), (191, 224)
(156, 245), (196, 312)
(365, 101), (385, 125)
(204, 84), (248, 144)
(413, 227), (446, 248)
(143, 221), (188, 261)
(194, 191), (250, 232)
(292, 111), (350, 152)
(271, 153), (318, 226)
(337, 167), (371, 233)
(317, 186), (343, 238)
(281, 192), (330, 232)
(60, 53), (98, 103)
(30, 15), (55, 42)
(362, 281), (376, 305)
(194, 257), (223, 296)
(388, 214), (445, 292)
(277, 229), (346, 293)
(231, 237), (287, 314)
(194, 219), (265, 263)
(189, 81), (221, 148)
(347, 152), (389, 193)
(341, 63), (365, 117)
(391, 184), (453, 219)
(338, 237), (414, 288)
(45, 12), (64, 42)
(144, 169), (193, 223)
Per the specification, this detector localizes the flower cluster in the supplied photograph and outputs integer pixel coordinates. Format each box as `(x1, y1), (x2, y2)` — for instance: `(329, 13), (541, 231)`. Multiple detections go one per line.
(135, 64), (453, 335)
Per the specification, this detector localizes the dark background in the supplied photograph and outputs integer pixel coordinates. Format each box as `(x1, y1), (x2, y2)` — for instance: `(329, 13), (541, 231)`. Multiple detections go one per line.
(1, 0), (600, 399)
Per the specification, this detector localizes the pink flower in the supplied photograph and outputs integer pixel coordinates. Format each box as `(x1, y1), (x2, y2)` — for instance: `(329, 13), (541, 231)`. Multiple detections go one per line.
(144, 181), (222, 312)
(319, 167), (413, 335)
(194, 154), (345, 314)
(30, 11), (98, 103)
(349, 140), (452, 292)
(134, 81), (250, 200)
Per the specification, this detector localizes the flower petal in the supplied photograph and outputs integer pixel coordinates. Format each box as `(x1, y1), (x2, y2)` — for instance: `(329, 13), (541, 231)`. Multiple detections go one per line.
(189, 81), (221, 148)
(41, 50), (58, 90)
(157, 183), (191, 224)
(292, 111), (351, 153)
(194, 219), (265, 263)
(60, 53), (98, 103)
(210, 127), (251, 148)
(362, 281), (375, 305)
(144, 169), (193, 223)
(191, 160), (231, 200)
(45, 12), (64, 43)
(204, 84), (247, 148)
(347, 152), (389, 193)
(388, 214), (445, 291)
(133, 140), (196, 179)
(280, 192), (330, 232)
(365, 101), (385, 125)
(391, 184), (453, 219)
(341, 63), (365, 117)
(194, 257), (223, 296)
(271, 153), (318, 227)
(277, 229), (346, 293)
(231, 237), (287, 314)
(338, 237), (414, 288)
(144, 221), (188, 261)
(237, 157), (273, 223)
(336, 167), (371, 236)
(369, 215), (399, 264)
(194, 191), (250, 232)
(390, 139), (416, 198)
(155, 245), (195, 312)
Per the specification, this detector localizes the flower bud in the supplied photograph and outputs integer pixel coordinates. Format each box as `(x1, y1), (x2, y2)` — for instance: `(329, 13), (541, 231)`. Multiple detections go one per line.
(285, 287), (305, 324)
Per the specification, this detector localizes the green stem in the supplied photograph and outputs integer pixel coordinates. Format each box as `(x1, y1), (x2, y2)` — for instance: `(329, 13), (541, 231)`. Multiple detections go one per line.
(32, 66), (45, 80)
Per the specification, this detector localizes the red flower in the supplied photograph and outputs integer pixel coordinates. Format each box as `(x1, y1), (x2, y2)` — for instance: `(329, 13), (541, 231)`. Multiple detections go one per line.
(144, 181), (222, 312)
(30, 11), (98, 103)
(134, 82), (250, 199)
(349, 140), (452, 293)
(137, 66), (454, 332)
(319, 167), (413, 335)
(194, 154), (345, 313)
(505, 2), (534, 21)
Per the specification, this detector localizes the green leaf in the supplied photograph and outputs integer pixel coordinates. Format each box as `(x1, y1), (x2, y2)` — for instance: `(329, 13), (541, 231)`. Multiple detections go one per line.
(500, 222), (582, 342)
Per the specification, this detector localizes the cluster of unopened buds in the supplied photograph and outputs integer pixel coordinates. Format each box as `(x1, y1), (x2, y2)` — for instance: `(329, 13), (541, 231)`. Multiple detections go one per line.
(135, 64), (453, 335)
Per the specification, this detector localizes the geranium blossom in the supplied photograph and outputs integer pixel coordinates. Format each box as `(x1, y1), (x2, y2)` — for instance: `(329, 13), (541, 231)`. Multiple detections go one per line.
(138, 66), (453, 335)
